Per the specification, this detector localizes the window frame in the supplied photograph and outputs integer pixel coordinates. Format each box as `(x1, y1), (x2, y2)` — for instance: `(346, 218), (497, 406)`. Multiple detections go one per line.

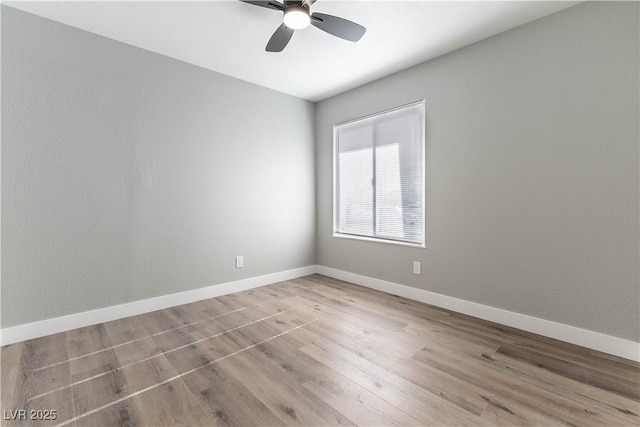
(332, 100), (426, 248)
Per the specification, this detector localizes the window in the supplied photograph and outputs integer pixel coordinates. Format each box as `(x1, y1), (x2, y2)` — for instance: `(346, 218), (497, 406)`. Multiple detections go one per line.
(334, 100), (425, 246)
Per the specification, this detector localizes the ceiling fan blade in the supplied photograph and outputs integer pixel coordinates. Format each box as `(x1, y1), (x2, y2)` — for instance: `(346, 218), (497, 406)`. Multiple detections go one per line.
(239, 1), (284, 12)
(266, 23), (295, 52)
(310, 12), (366, 42)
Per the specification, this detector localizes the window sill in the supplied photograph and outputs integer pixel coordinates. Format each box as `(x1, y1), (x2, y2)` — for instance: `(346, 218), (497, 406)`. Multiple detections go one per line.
(332, 233), (426, 249)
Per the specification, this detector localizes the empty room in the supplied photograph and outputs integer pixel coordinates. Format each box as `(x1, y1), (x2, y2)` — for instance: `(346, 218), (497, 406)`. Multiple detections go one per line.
(1, 1), (638, 426)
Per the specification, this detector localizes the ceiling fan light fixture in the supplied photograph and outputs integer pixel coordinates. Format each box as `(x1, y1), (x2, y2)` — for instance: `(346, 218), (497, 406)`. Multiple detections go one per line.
(240, 0), (366, 52)
(284, 6), (310, 30)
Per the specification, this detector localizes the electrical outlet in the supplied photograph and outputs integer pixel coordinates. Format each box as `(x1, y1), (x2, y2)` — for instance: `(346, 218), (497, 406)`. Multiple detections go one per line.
(413, 261), (421, 275)
(235, 256), (244, 268)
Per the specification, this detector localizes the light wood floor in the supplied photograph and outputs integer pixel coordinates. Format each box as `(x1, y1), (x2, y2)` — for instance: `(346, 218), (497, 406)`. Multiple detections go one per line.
(2, 274), (639, 426)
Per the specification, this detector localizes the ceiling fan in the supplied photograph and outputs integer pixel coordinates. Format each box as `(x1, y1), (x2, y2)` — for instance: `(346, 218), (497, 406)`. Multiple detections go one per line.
(239, 0), (366, 52)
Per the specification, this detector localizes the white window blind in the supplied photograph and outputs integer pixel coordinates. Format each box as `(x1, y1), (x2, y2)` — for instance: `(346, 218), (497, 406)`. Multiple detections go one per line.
(334, 100), (425, 246)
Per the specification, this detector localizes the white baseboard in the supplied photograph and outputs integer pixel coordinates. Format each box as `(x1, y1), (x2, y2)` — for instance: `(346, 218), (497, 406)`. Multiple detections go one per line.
(315, 266), (640, 362)
(0, 266), (316, 346)
(3, 264), (638, 362)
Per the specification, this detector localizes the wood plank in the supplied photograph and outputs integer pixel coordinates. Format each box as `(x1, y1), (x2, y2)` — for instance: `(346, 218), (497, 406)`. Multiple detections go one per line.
(297, 322), (491, 417)
(305, 274), (452, 323)
(1, 336), (75, 427)
(72, 354), (178, 417)
(77, 399), (145, 427)
(235, 325), (423, 426)
(182, 317), (229, 341)
(302, 374), (422, 426)
(300, 337), (482, 426)
(101, 315), (150, 347)
(486, 332), (639, 382)
(497, 344), (639, 401)
(1, 342), (24, 410)
(218, 289), (268, 307)
(186, 296), (240, 318)
(164, 305), (206, 328)
(413, 343), (638, 426)
(67, 324), (113, 359)
(181, 364), (283, 426)
(161, 340), (219, 375)
(136, 310), (182, 336)
(112, 336), (163, 367)
(249, 284), (297, 300)
(72, 363), (130, 417)
(486, 350), (640, 425)
(244, 333), (332, 386)
(211, 301), (286, 332)
(499, 348), (635, 424)
(132, 379), (216, 427)
(69, 348), (120, 382)
(219, 349), (356, 426)
(288, 278), (409, 332)
(478, 393), (575, 427)
(27, 332), (70, 368)
(306, 314), (425, 358)
(150, 327), (197, 354)
(401, 319), (504, 355)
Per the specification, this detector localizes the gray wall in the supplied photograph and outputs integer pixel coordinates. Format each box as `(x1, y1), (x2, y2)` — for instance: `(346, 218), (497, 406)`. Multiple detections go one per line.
(316, 2), (639, 341)
(1, 6), (315, 327)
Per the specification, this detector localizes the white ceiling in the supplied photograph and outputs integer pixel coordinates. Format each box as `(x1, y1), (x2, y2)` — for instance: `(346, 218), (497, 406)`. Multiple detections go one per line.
(6, 1), (579, 102)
